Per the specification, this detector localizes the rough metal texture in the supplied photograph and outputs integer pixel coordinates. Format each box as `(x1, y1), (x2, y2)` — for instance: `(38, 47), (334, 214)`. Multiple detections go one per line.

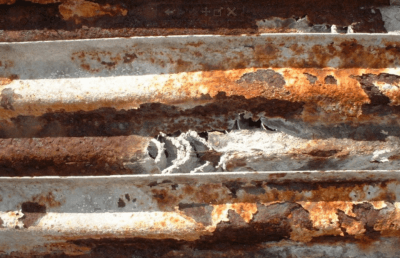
(0, 0), (397, 41)
(1, 171), (400, 257)
(1, 35), (400, 175)
(1, 4), (400, 255)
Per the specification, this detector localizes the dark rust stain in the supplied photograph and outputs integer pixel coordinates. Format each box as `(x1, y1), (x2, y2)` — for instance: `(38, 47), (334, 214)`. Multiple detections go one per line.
(307, 149), (340, 158)
(324, 75), (337, 85)
(117, 198), (125, 208)
(225, 157), (247, 172)
(352, 203), (382, 232)
(389, 153), (400, 160)
(223, 181), (245, 199)
(352, 73), (395, 105)
(66, 234), (400, 258)
(0, 87), (20, 111)
(199, 203), (307, 246)
(100, 61), (116, 67)
(242, 186), (266, 195)
(21, 202), (46, 213)
(151, 188), (179, 211)
(19, 201), (46, 228)
(199, 150), (222, 167)
(0, 93), (304, 139)
(0, 136), (150, 176)
(123, 53), (137, 63)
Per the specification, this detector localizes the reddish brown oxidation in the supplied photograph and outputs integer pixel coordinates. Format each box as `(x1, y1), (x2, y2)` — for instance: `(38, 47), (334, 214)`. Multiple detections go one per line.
(0, 136), (152, 176)
(0, 178), (399, 255)
(0, 68), (394, 120)
(0, 0), (389, 42)
(59, 1), (128, 24)
(140, 178), (400, 246)
(32, 235), (399, 257)
(148, 179), (392, 209)
(21, 187), (400, 256)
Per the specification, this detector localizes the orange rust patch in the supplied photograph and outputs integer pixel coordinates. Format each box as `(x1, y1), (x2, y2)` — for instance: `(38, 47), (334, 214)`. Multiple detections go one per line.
(59, 1), (128, 24)
(0, 78), (14, 86)
(229, 203), (258, 223)
(210, 204), (230, 226)
(297, 202), (357, 238)
(282, 68), (371, 117)
(151, 188), (180, 211)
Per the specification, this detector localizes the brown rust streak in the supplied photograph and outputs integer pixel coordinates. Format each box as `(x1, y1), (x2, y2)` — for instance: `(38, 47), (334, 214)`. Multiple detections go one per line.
(0, 135), (152, 176)
(0, 94), (303, 139)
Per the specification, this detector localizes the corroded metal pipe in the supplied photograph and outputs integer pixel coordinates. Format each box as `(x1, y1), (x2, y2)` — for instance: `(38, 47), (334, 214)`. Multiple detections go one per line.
(1, 171), (400, 256)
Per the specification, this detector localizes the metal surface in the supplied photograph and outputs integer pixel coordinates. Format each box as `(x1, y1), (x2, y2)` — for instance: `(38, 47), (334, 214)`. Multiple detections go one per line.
(2, 171), (400, 256)
(1, 34), (400, 119)
(0, 0), (394, 42)
(1, 34), (400, 176)
(1, 7), (400, 255)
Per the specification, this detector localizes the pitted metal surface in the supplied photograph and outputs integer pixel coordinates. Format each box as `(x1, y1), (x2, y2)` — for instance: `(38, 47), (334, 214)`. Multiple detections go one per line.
(1, 35), (400, 176)
(1, 171), (400, 256)
(1, 2), (400, 255)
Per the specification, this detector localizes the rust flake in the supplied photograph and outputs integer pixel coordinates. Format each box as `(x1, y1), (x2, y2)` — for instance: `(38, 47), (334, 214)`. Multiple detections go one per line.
(59, 1), (128, 24)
